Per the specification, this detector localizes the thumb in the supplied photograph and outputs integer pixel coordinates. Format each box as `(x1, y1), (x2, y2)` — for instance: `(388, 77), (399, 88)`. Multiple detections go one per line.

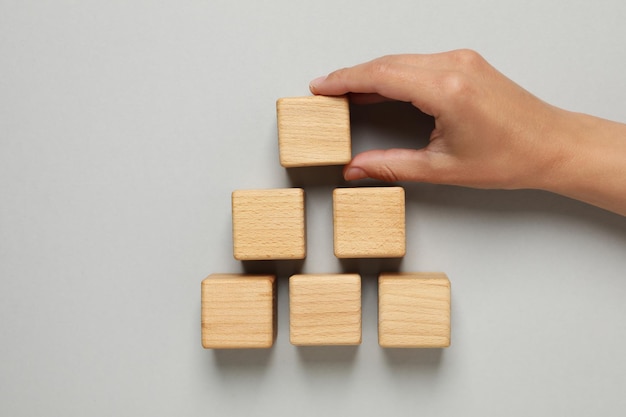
(343, 148), (436, 183)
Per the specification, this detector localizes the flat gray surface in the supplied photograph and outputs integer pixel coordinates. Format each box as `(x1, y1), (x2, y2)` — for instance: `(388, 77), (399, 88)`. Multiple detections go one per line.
(1, 1), (626, 415)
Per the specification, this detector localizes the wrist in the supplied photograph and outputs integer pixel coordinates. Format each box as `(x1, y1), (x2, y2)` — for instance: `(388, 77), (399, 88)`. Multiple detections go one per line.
(537, 111), (626, 215)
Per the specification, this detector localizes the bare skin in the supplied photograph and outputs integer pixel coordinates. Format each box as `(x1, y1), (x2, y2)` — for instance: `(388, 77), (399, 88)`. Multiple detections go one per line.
(309, 49), (626, 216)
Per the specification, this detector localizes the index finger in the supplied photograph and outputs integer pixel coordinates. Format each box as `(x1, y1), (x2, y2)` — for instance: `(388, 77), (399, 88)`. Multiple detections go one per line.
(309, 57), (444, 116)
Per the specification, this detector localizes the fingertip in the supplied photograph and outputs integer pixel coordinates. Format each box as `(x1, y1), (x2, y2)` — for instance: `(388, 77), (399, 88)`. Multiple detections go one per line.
(309, 75), (327, 95)
(343, 166), (368, 181)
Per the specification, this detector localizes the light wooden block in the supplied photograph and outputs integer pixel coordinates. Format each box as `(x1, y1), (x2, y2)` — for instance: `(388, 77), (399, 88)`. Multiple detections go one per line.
(289, 274), (361, 346)
(201, 274), (276, 349)
(378, 272), (451, 348)
(333, 187), (405, 258)
(232, 188), (306, 260)
(276, 95), (351, 167)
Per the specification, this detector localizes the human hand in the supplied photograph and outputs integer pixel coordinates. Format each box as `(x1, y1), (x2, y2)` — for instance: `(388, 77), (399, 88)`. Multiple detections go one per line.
(309, 49), (573, 191)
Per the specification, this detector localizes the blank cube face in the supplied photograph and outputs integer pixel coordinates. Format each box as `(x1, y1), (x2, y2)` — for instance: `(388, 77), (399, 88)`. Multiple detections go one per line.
(201, 274), (276, 349)
(333, 187), (405, 258)
(289, 274), (361, 346)
(276, 95), (351, 167)
(378, 273), (451, 348)
(232, 188), (305, 260)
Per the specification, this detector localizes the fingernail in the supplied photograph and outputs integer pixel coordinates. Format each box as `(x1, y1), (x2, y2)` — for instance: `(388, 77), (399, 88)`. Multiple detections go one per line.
(309, 75), (327, 93)
(344, 167), (367, 181)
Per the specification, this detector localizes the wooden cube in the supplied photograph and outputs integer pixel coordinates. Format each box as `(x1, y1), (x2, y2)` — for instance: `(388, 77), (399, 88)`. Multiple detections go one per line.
(276, 95), (351, 167)
(289, 274), (361, 346)
(333, 187), (405, 258)
(232, 188), (306, 260)
(201, 274), (276, 349)
(378, 272), (451, 348)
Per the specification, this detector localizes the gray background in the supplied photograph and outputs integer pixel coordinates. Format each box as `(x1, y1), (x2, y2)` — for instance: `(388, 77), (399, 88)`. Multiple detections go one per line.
(1, 1), (626, 415)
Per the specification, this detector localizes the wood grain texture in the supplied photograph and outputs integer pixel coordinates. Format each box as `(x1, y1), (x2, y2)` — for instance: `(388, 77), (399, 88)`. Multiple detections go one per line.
(289, 274), (361, 346)
(378, 272), (451, 348)
(232, 188), (306, 260)
(201, 274), (276, 349)
(333, 187), (405, 258)
(276, 95), (351, 167)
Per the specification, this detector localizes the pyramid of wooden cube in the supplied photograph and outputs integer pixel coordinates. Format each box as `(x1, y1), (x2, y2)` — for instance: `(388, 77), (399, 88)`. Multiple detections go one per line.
(276, 95), (351, 167)
(201, 274), (276, 349)
(289, 274), (361, 346)
(232, 188), (305, 260)
(378, 272), (451, 348)
(333, 186), (405, 258)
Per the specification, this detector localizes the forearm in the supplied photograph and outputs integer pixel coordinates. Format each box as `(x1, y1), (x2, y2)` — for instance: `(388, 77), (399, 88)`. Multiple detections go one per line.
(540, 111), (626, 216)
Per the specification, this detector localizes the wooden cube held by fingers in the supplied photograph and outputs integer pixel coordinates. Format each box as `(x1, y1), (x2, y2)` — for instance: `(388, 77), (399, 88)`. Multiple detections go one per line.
(201, 274), (277, 349)
(289, 274), (362, 346)
(276, 95), (351, 167)
(232, 188), (306, 260)
(378, 272), (451, 348)
(333, 187), (406, 258)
